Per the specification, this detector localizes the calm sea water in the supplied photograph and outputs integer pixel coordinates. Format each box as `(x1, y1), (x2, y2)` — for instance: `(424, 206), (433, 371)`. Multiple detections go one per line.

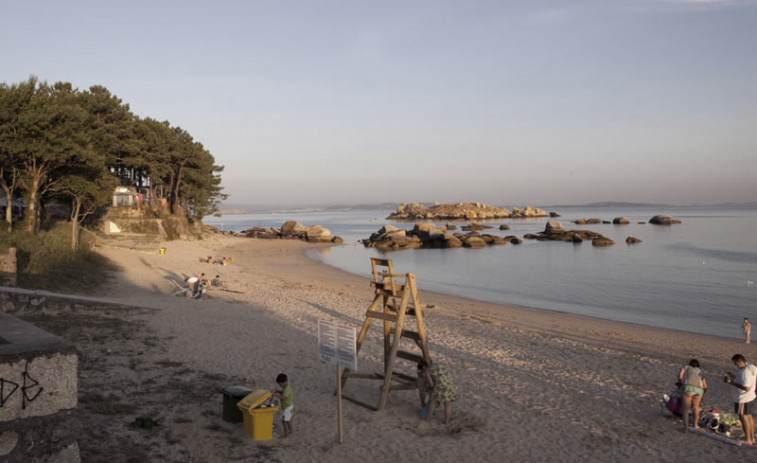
(204, 206), (757, 339)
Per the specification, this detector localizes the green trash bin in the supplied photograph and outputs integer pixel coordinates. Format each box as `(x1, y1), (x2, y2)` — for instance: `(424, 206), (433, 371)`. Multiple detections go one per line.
(221, 386), (253, 423)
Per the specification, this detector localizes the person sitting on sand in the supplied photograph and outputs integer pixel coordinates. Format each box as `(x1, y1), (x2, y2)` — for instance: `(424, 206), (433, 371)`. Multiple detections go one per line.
(211, 275), (225, 287)
(193, 274), (210, 299)
(420, 361), (457, 424)
(184, 276), (199, 298)
(678, 359), (707, 432)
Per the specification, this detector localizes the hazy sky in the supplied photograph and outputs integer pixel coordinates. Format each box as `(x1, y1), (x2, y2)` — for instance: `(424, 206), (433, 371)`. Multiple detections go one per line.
(2, 0), (756, 207)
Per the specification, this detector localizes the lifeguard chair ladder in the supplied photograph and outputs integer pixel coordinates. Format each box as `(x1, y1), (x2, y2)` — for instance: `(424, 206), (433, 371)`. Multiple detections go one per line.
(341, 258), (431, 411)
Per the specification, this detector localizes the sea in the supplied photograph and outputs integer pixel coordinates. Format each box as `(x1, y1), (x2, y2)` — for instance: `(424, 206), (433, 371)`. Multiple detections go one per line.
(203, 205), (757, 340)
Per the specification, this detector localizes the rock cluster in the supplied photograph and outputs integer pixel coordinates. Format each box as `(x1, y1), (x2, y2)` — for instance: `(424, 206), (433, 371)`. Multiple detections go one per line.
(243, 221), (343, 243)
(573, 218), (602, 224)
(363, 223), (520, 251)
(525, 221), (615, 246)
(387, 202), (548, 220)
(572, 215), (681, 226)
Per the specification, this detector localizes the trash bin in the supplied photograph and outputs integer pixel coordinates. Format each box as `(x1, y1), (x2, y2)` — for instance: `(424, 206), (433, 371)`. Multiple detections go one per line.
(159, 247), (166, 255)
(236, 389), (279, 440)
(221, 386), (253, 423)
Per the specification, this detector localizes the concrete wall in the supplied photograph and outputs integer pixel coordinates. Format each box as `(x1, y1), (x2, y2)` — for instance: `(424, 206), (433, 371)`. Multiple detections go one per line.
(0, 287), (152, 463)
(0, 311), (79, 463)
(0, 287), (145, 463)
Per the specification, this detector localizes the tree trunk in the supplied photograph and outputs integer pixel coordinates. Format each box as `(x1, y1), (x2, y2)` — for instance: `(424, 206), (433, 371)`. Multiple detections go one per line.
(23, 165), (45, 233)
(70, 197), (81, 251)
(171, 163), (184, 215)
(25, 188), (38, 233)
(1, 183), (12, 229)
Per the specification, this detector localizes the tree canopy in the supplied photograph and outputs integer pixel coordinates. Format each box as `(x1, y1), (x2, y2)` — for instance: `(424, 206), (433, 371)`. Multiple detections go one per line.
(0, 76), (226, 240)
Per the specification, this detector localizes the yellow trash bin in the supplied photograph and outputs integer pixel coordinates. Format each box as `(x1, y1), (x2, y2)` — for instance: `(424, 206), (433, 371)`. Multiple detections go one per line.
(159, 247), (166, 255)
(236, 389), (279, 440)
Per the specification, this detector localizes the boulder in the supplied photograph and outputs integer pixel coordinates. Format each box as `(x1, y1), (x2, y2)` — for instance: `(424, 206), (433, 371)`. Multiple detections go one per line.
(499, 224), (511, 230)
(545, 221), (565, 234)
(649, 214), (681, 225)
(412, 223), (439, 238)
(612, 217), (630, 225)
(305, 225), (332, 242)
(625, 236), (642, 244)
(378, 224), (400, 234)
(592, 236), (615, 246)
(462, 236), (487, 248)
(549, 212), (561, 218)
(281, 220), (307, 237)
(442, 232), (463, 248)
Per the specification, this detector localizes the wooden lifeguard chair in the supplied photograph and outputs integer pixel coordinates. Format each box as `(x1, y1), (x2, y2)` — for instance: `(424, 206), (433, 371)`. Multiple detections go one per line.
(341, 258), (431, 411)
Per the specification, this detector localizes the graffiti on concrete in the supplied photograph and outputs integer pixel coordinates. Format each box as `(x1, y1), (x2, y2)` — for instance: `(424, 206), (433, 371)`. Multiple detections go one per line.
(0, 360), (43, 409)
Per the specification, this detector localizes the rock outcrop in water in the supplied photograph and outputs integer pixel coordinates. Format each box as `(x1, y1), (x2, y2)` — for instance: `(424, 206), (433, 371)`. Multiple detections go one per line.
(649, 214), (681, 225)
(387, 202), (548, 220)
(362, 223), (518, 251)
(523, 221), (613, 246)
(243, 221), (343, 243)
(361, 219), (620, 251)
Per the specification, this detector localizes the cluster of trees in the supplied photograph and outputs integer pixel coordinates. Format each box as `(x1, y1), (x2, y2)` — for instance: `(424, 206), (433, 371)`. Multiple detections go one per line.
(0, 76), (225, 249)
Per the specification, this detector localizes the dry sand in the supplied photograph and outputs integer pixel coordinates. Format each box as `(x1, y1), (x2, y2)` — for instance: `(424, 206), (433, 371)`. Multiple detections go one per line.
(29, 234), (757, 462)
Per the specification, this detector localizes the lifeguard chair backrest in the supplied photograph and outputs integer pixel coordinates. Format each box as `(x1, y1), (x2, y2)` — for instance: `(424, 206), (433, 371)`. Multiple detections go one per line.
(371, 258), (401, 296)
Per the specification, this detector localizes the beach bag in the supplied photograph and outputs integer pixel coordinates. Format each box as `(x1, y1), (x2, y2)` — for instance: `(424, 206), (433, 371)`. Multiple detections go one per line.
(664, 390), (683, 416)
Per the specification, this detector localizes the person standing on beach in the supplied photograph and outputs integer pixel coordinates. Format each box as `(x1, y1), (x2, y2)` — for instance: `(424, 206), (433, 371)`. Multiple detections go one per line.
(744, 318), (752, 344)
(725, 354), (757, 445)
(678, 359), (707, 432)
(271, 373), (293, 437)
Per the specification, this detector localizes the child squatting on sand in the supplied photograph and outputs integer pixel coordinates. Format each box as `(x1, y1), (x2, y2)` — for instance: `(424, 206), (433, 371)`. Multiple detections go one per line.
(417, 360), (457, 424)
(271, 373), (293, 437)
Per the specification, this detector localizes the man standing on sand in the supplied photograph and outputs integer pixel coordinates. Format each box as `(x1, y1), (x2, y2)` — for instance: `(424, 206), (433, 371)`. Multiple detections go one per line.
(725, 354), (757, 445)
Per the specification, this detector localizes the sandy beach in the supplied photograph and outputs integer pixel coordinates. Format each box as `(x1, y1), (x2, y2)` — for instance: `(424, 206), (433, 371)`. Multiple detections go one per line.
(26, 233), (757, 462)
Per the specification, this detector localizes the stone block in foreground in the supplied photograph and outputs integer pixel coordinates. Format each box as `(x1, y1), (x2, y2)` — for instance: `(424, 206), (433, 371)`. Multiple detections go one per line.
(0, 311), (80, 462)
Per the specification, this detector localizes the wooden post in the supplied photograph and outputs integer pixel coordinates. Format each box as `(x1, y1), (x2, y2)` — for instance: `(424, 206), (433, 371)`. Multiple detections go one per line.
(337, 365), (344, 444)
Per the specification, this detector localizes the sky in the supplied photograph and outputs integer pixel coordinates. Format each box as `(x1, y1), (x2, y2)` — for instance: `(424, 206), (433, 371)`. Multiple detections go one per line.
(2, 0), (756, 207)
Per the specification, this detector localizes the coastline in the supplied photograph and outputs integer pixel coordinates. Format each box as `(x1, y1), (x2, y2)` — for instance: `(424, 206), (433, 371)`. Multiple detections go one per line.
(62, 234), (757, 461)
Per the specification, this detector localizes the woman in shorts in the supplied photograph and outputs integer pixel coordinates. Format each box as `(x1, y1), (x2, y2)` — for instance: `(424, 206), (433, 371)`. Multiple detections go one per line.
(678, 358), (708, 432)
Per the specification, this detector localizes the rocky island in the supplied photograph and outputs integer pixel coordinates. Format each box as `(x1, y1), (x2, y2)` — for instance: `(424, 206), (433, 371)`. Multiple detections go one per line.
(241, 220), (343, 243)
(387, 202), (548, 220)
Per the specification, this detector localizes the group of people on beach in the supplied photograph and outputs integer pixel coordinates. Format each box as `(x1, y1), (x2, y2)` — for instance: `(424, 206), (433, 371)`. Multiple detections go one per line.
(677, 354), (757, 445)
(183, 273), (227, 299)
(201, 255), (233, 265)
(265, 361), (457, 441)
